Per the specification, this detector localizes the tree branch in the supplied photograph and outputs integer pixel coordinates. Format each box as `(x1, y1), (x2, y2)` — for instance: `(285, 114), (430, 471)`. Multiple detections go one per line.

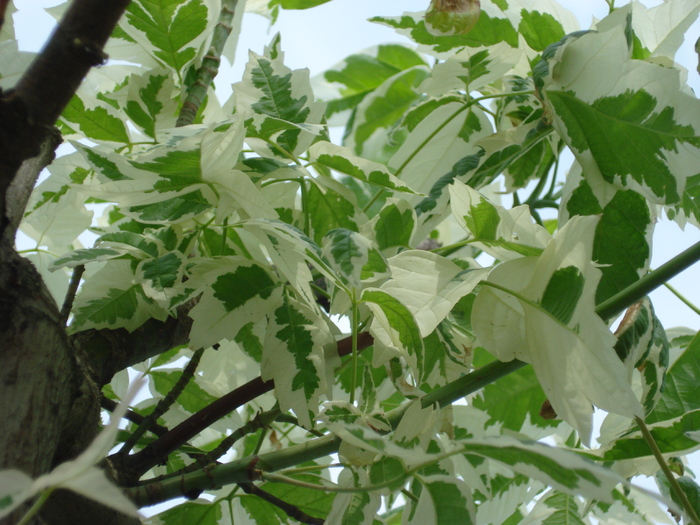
(71, 299), (196, 386)
(0, 0), (130, 232)
(4, 128), (61, 240)
(59, 264), (84, 326)
(101, 396), (169, 438)
(121, 332), (373, 480)
(176, 0), (240, 127)
(119, 348), (205, 457)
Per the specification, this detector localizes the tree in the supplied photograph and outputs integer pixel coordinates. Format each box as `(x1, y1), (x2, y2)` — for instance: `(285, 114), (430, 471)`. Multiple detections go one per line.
(1, 0), (700, 523)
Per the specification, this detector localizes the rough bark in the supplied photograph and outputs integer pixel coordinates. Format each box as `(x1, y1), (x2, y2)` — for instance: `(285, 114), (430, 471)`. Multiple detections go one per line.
(0, 0), (139, 523)
(0, 244), (79, 524)
(4, 130), (62, 238)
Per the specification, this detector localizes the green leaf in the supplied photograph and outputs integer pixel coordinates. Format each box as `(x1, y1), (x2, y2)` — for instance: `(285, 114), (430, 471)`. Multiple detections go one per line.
(612, 297), (669, 416)
(421, 43), (523, 96)
(148, 499), (226, 524)
(122, 0), (211, 78)
(262, 295), (334, 428)
(139, 251), (183, 291)
(233, 34), (326, 157)
(320, 44), (427, 119)
(462, 436), (623, 503)
(533, 491), (586, 525)
(472, 361), (559, 432)
(449, 180), (549, 259)
(380, 250), (486, 339)
(655, 475), (700, 521)
(51, 248), (126, 270)
(310, 142), (419, 195)
(307, 178), (360, 244)
(71, 260), (167, 332)
(406, 476), (475, 525)
(473, 216), (643, 443)
(188, 259), (283, 350)
(647, 330), (700, 424)
(123, 68), (178, 138)
(61, 94), (130, 143)
(601, 409), (700, 461)
(373, 199), (415, 250)
(236, 494), (287, 524)
(242, 218), (335, 310)
(563, 178), (653, 305)
(322, 228), (373, 290)
(540, 266), (584, 325)
(519, 11), (566, 52)
(151, 369), (218, 414)
(541, 26), (700, 206)
(361, 289), (423, 372)
(326, 470), (381, 525)
(272, 0), (331, 9)
(388, 101), (493, 196)
(344, 66), (429, 159)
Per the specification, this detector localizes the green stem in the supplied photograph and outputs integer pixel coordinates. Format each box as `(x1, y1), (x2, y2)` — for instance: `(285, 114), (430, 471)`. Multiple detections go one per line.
(596, 240), (700, 321)
(664, 281), (700, 317)
(176, 0), (240, 127)
(126, 354), (521, 507)
(393, 103), (469, 177)
(636, 417), (700, 525)
(300, 177), (310, 237)
(349, 297), (360, 405)
(17, 489), (53, 525)
(361, 189), (384, 214)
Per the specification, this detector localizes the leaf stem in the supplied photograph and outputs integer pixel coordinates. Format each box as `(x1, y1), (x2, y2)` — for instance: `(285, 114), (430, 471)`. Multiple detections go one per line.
(299, 177), (310, 237)
(636, 417), (700, 525)
(17, 489), (53, 525)
(664, 281), (700, 317)
(596, 240), (700, 321)
(361, 188), (384, 214)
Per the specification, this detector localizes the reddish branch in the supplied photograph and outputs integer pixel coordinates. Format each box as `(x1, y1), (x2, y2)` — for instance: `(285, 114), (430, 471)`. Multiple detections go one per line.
(119, 332), (374, 481)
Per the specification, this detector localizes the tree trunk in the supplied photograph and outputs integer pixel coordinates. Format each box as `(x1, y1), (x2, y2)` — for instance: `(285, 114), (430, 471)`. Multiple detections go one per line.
(0, 0), (141, 522)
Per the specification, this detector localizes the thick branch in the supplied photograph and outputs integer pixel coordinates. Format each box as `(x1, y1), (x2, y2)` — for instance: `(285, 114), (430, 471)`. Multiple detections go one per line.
(4, 128), (61, 240)
(13, 0), (129, 129)
(71, 300), (196, 386)
(0, 0), (130, 230)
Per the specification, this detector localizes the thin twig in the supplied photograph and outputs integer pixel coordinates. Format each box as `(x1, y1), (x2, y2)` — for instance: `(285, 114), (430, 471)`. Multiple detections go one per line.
(118, 348), (205, 456)
(238, 481), (324, 525)
(154, 406), (282, 481)
(124, 332), (373, 477)
(101, 395), (169, 437)
(59, 264), (84, 325)
(664, 281), (700, 317)
(636, 417), (700, 525)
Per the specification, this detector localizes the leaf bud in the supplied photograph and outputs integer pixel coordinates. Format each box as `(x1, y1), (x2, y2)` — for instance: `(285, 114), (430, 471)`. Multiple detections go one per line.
(424, 0), (480, 37)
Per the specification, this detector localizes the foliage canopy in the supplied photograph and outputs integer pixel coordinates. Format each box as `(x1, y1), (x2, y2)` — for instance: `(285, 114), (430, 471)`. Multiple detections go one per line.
(2, 0), (700, 523)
